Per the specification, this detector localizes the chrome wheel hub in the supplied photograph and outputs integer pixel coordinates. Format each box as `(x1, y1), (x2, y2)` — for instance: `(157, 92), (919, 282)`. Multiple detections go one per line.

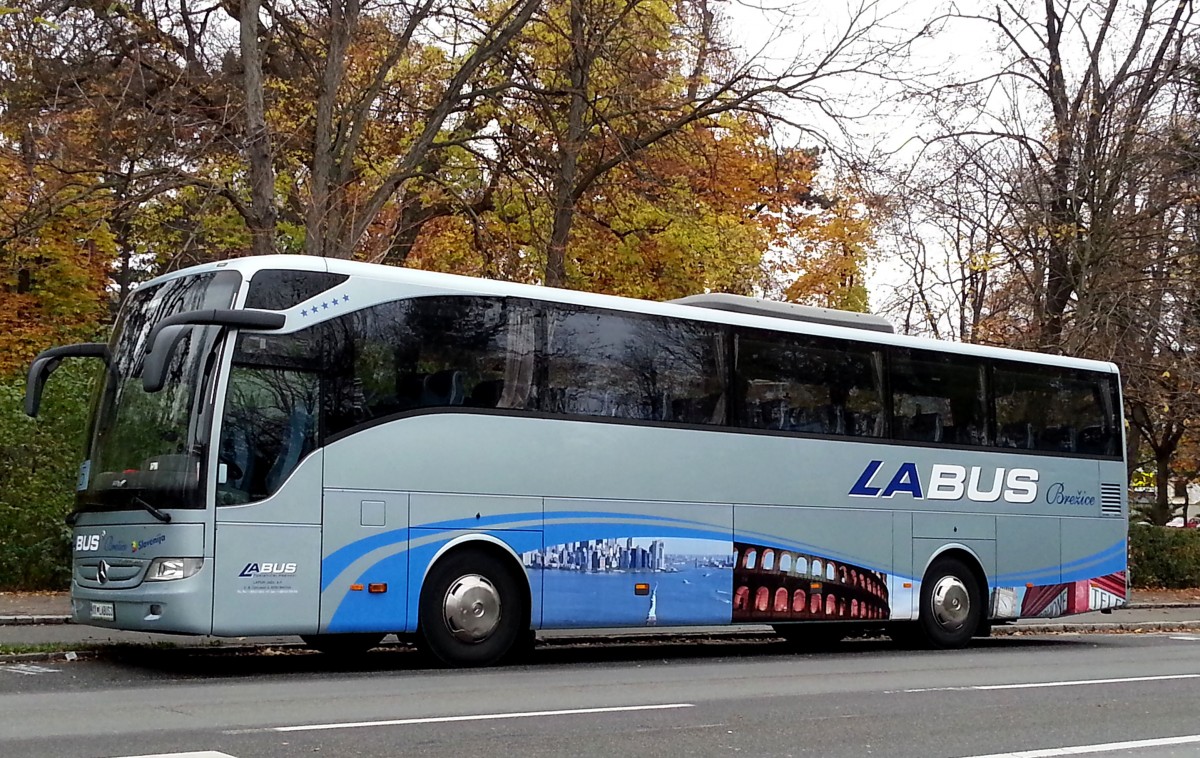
(443, 574), (502, 643)
(930, 576), (970, 631)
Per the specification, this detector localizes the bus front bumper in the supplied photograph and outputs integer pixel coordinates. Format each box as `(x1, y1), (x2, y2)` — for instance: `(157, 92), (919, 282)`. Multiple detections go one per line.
(70, 573), (214, 635)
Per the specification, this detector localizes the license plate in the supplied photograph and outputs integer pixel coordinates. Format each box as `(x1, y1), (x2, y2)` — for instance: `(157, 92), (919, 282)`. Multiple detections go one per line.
(90, 601), (114, 621)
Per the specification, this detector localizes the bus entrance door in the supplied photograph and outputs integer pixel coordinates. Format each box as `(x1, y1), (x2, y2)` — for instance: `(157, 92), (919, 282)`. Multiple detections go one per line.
(211, 455), (324, 636)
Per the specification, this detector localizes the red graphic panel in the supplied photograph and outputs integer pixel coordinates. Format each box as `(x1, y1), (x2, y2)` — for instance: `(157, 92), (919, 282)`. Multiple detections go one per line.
(1020, 571), (1126, 617)
(731, 542), (890, 622)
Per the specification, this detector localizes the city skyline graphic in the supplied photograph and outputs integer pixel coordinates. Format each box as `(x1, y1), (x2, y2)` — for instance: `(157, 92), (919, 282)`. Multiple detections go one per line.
(530, 536), (736, 628)
(523, 537), (735, 573)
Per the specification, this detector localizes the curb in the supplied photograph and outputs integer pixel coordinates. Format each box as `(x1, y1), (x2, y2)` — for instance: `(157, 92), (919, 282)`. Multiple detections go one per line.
(6, 621), (1200, 664)
(0, 615), (71, 626)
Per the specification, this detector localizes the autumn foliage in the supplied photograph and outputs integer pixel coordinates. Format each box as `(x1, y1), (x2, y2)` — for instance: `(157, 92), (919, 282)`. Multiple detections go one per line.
(0, 0), (877, 373)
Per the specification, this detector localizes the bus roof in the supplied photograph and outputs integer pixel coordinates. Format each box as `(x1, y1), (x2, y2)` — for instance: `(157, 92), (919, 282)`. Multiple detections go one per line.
(134, 254), (1119, 375)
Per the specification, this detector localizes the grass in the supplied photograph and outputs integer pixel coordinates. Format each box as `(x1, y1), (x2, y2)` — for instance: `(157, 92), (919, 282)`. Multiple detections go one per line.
(0, 640), (183, 656)
(0, 642), (97, 656)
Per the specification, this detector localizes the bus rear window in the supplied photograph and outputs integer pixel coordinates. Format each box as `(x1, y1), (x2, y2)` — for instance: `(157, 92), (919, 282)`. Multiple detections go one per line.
(993, 364), (1118, 455)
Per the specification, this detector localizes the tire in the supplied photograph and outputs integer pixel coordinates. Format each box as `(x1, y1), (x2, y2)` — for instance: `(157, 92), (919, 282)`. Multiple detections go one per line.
(917, 557), (983, 649)
(301, 633), (385, 656)
(419, 548), (529, 667)
(772, 623), (845, 648)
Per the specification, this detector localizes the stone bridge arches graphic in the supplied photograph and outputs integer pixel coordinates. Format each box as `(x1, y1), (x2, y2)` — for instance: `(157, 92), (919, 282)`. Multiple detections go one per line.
(732, 542), (890, 622)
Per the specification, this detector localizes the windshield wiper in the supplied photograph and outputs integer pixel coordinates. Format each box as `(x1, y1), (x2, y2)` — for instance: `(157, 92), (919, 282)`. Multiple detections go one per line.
(133, 495), (172, 523)
(64, 496), (172, 525)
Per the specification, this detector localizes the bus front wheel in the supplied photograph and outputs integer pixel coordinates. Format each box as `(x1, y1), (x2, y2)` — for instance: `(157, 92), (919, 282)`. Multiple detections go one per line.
(418, 549), (528, 667)
(917, 557), (983, 649)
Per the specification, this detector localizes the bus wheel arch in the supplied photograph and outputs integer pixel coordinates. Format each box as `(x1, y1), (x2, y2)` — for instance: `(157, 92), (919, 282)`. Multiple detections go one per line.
(916, 547), (987, 649)
(417, 539), (532, 667)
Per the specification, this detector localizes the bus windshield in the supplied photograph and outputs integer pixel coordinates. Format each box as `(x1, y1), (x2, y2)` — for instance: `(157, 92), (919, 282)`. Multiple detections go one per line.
(77, 270), (242, 513)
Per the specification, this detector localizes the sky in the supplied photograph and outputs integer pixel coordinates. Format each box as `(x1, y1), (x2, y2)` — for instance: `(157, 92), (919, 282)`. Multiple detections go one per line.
(718, 0), (972, 310)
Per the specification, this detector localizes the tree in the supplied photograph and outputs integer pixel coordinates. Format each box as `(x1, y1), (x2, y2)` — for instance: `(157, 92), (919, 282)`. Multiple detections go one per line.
(489, 0), (903, 288)
(6, 0), (905, 300)
(879, 0), (1199, 515)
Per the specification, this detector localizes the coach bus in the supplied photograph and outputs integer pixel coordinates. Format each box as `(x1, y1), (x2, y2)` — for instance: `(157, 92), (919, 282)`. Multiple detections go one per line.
(24, 255), (1127, 666)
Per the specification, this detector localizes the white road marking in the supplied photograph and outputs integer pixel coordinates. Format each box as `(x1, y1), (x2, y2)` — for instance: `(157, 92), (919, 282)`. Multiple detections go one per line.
(2, 664), (59, 676)
(897, 673), (1200, 693)
(273, 703), (695, 732)
(109, 753), (238, 758)
(1169, 635), (1200, 641)
(958, 733), (1200, 757)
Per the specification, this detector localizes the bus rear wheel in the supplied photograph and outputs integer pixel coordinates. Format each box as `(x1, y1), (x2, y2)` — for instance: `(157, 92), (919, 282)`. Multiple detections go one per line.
(917, 557), (982, 649)
(301, 633), (385, 656)
(418, 548), (528, 667)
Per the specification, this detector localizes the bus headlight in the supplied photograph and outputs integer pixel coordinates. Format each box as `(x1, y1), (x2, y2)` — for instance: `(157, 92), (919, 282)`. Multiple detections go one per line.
(145, 558), (204, 581)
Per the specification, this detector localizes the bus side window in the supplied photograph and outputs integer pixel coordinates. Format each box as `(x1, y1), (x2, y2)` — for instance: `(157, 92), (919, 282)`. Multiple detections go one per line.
(323, 296), (532, 438)
(219, 362), (321, 505)
(890, 349), (986, 446)
(735, 330), (883, 438)
(542, 305), (727, 426)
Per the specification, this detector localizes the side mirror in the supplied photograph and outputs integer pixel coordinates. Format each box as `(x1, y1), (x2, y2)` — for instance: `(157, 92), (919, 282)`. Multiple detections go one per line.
(141, 325), (194, 393)
(145, 309), (286, 355)
(141, 308), (286, 393)
(25, 343), (111, 417)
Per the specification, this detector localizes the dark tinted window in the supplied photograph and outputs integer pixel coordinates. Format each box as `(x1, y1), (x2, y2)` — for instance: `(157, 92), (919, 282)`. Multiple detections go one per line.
(735, 331), (884, 437)
(324, 296), (536, 438)
(219, 326), (326, 504)
(217, 290), (1122, 472)
(245, 270), (349, 310)
(543, 305), (728, 424)
(891, 350), (986, 445)
(993, 363), (1117, 454)
(83, 270), (242, 511)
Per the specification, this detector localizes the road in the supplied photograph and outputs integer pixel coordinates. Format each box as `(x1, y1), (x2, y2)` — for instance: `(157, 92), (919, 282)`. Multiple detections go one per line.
(2, 632), (1200, 758)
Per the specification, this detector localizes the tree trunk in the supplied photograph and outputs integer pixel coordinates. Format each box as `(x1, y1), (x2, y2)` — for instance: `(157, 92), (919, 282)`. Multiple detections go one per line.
(305, 0), (356, 257)
(1154, 450), (1173, 525)
(545, 0), (589, 288)
(240, 0), (277, 255)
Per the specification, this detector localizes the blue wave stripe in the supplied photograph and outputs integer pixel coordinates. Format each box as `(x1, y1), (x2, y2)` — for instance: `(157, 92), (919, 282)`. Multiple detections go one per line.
(319, 512), (1128, 601)
(327, 552), (409, 632)
(321, 511), (726, 590)
(992, 540), (1126, 585)
(322, 527), (408, 592)
(1057, 541), (1127, 571)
